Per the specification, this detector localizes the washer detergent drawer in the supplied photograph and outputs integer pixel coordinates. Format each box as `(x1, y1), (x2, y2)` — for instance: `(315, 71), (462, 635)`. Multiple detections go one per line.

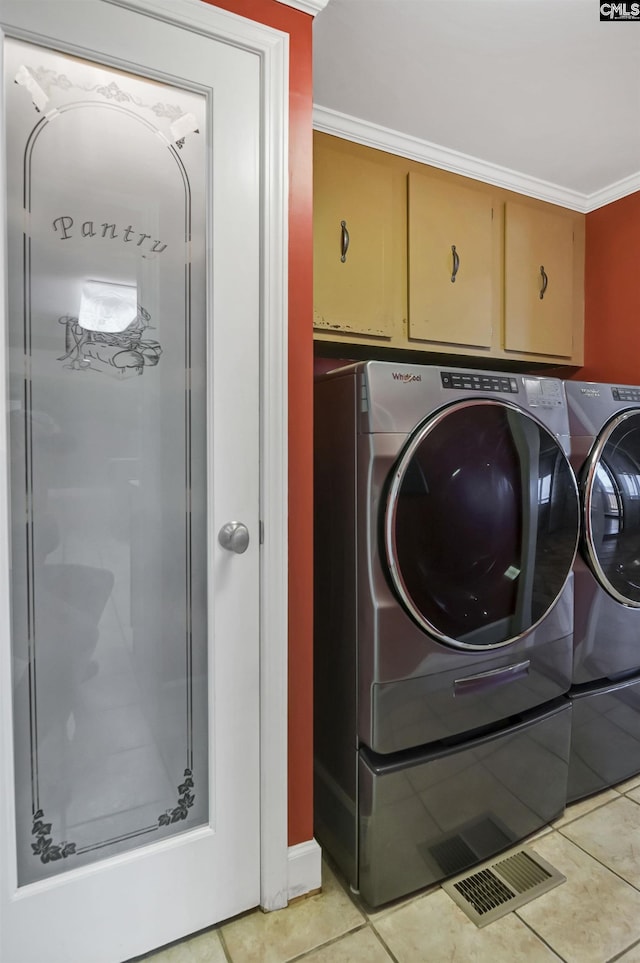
(568, 676), (640, 803)
(358, 698), (571, 907)
(367, 632), (572, 754)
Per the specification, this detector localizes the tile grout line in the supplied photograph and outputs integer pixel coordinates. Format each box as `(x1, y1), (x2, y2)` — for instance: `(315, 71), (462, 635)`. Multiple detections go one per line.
(218, 926), (234, 963)
(369, 921), (402, 963)
(555, 830), (640, 896)
(521, 798), (640, 963)
(607, 934), (640, 962)
(282, 922), (370, 963)
(273, 918), (404, 963)
(322, 851), (423, 926)
(514, 912), (570, 963)
(552, 791), (625, 831)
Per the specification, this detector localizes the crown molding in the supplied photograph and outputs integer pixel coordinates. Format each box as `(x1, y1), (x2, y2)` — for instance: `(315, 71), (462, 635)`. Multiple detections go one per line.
(276, 0), (330, 15)
(313, 105), (588, 211)
(313, 105), (640, 214)
(583, 171), (640, 213)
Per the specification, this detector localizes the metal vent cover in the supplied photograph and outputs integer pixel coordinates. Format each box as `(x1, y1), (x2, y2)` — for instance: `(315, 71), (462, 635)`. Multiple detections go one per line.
(441, 847), (565, 927)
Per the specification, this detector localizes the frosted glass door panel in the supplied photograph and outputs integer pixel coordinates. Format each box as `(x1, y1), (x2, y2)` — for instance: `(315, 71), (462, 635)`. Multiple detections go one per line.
(5, 39), (208, 884)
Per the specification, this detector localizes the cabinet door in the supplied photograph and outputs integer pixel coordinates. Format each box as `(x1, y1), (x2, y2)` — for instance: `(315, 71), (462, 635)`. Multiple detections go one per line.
(408, 172), (497, 350)
(313, 137), (396, 340)
(505, 201), (575, 357)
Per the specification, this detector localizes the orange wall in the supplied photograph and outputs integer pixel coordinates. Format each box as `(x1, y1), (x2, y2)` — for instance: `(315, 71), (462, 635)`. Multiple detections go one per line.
(201, 0), (314, 847)
(581, 191), (640, 384)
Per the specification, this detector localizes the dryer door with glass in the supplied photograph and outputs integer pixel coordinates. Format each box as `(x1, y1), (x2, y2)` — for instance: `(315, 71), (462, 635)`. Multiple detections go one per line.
(582, 410), (640, 607)
(384, 399), (580, 650)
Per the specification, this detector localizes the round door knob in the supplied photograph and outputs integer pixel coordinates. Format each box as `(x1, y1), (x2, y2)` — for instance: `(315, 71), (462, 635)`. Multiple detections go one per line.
(218, 521), (250, 554)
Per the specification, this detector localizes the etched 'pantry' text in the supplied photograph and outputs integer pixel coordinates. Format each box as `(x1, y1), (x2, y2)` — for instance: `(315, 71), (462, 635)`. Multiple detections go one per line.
(52, 216), (168, 253)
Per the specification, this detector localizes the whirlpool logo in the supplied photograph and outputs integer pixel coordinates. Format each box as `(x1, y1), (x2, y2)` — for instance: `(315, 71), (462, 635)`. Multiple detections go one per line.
(392, 372), (422, 383)
(600, 2), (640, 19)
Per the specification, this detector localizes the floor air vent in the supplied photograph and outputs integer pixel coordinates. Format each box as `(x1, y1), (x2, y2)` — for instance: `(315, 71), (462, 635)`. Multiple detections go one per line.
(441, 847), (565, 927)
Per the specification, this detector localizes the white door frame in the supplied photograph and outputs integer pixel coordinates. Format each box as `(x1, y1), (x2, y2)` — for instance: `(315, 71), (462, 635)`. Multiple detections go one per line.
(0, 0), (291, 916)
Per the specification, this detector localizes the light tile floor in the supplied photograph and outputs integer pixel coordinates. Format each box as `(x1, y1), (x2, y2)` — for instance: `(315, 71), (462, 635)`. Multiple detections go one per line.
(138, 774), (640, 963)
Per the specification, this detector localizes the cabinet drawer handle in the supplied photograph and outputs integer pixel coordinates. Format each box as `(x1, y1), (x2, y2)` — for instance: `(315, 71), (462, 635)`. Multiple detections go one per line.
(539, 264), (548, 300)
(340, 220), (350, 262)
(451, 244), (459, 283)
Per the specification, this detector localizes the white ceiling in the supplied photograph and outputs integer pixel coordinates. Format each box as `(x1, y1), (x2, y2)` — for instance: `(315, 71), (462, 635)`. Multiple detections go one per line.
(312, 0), (640, 212)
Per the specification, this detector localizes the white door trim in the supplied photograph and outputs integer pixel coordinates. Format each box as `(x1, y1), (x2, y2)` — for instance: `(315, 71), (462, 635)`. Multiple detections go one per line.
(0, 0), (291, 917)
(127, 0), (292, 914)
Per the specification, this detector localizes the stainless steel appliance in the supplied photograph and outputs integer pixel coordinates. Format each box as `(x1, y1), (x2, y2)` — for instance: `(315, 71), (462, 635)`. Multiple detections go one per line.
(565, 380), (640, 801)
(314, 361), (580, 906)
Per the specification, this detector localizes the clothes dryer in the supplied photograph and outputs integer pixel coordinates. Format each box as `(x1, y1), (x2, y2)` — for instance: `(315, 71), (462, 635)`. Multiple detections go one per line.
(314, 361), (579, 906)
(565, 380), (640, 801)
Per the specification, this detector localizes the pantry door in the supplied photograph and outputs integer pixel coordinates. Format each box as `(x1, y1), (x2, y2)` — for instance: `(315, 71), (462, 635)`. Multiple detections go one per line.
(0, 1), (288, 961)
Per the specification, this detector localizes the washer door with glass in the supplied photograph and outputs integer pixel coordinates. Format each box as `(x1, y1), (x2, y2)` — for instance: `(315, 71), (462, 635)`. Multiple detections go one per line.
(582, 410), (640, 607)
(384, 399), (580, 649)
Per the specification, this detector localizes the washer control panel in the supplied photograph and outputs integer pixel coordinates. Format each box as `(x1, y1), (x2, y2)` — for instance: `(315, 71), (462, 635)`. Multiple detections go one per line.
(440, 371), (519, 393)
(523, 377), (564, 408)
(612, 386), (640, 403)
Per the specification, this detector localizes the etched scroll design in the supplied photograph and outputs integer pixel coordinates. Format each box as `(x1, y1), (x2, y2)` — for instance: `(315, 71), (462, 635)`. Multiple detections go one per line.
(19, 66), (187, 121)
(29, 766), (197, 863)
(31, 809), (77, 865)
(58, 304), (163, 377)
(158, 769), (195, 827)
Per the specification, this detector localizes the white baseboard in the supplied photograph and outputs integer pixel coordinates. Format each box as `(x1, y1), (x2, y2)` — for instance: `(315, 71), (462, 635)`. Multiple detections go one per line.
(287, 838), (322, 902)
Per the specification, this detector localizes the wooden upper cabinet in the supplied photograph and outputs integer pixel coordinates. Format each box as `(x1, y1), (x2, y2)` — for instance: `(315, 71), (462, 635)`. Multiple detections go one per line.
(504, 201), (575, 358)
(312, 132), (584, 365)
(313, 135), (399, 340)
(408, 172), (498, 350)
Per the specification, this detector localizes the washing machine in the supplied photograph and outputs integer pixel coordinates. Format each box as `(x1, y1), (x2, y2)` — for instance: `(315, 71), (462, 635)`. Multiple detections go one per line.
(314, 361), (580, 907)
(565, 380), (640, 802)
